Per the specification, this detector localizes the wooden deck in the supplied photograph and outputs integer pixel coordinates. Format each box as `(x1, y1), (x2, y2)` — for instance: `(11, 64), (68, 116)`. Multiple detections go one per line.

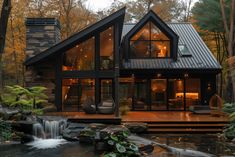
(47, 111), (229, 133)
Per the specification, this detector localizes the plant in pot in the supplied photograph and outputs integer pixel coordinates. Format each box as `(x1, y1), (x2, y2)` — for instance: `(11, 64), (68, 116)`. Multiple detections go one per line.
(119, 99), (130, 116)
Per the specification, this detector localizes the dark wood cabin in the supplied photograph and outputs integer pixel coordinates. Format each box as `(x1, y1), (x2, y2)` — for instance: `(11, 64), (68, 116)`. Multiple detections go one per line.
(24, 8), (221, 116)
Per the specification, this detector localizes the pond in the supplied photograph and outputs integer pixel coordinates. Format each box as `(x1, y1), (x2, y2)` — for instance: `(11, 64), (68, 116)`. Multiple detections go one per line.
(0, 134), (234, 157)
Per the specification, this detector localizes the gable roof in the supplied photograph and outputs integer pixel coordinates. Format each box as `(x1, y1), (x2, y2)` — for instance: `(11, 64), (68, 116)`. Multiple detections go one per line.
(123, 10), (179, 60)
(24, 7), (126, 66)
(122, 23), (222, 71)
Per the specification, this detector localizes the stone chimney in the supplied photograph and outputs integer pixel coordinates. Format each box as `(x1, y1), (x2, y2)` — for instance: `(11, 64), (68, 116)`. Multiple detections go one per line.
(25, 18), (61, 58)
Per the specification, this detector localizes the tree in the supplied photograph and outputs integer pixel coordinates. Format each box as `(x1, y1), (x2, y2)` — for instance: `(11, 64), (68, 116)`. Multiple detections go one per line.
(220, 0), (235, 102)
(0, 0), (12, 89)
(97, 0), (185, 23)
(192, 0), (235, 102)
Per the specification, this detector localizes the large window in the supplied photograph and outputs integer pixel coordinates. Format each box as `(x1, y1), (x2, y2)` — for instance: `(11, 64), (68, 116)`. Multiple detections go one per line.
(185, 79), (201, 110)
(100, 27), (114, 70)
(168, 79), (184, 110)
(130, 21), (170, 58)
(151, 79), (167, 110)
(62, 79), (95, 111)
(63, 37), (95, 71)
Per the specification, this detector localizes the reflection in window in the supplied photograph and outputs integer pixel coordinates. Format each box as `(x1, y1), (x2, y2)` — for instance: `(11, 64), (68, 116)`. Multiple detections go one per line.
(62, 79), (95, 111)
(100, 27), (114, 70)
(101, 80), (113, 101)
(151, 79), (167, 110)
(130, 21), (170, 58)
(186, 79), (201, 110)
(168, 79), (184, 110)
(63, 37), (95, 71)
(134, 79), (147, 110)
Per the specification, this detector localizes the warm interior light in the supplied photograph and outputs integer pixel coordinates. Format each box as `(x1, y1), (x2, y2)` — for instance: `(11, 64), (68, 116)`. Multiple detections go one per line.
(84, 55), (87, 58)
(176, 93), (199, 99)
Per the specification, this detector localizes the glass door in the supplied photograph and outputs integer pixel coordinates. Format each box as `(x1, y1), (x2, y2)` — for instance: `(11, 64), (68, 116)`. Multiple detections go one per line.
(151, 79), (167, 110)
(133, 79), (148, 110)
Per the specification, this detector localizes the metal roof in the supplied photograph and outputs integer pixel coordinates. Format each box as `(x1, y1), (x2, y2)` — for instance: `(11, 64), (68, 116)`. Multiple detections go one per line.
(122, 23), (221, 70)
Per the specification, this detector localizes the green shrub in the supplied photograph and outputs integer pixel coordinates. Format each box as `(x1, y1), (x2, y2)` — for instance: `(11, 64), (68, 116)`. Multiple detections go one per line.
(103, 130), (140, 157)
(0, 85), (47, 115)
(223, 103), (235, 114)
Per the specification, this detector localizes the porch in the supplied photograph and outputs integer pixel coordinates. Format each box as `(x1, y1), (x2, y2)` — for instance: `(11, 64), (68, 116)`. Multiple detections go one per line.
(46, 111), (229, 133)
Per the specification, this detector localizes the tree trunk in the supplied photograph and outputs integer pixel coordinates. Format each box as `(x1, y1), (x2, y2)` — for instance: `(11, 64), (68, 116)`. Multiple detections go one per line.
(220, 0), (235, 101)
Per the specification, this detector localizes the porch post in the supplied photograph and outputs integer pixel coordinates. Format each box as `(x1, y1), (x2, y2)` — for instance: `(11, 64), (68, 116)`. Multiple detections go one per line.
(55, 54), (62, 111)
(114, 22), (120, 117)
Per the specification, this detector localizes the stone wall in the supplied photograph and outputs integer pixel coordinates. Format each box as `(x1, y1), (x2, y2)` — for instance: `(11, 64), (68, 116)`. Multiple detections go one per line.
(25, 18), (61, 104)
(25, 18), (61, 58)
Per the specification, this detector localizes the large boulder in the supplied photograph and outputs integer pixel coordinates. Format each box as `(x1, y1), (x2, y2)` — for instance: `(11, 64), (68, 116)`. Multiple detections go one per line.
(0, 107), (20, 120)
(123, 123), (148, 133)
(62, 123), (88, 141)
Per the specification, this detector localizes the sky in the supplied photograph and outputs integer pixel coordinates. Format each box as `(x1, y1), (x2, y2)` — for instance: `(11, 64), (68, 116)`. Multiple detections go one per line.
(85, 0), (115, 11)
(85, 0), (198, 12)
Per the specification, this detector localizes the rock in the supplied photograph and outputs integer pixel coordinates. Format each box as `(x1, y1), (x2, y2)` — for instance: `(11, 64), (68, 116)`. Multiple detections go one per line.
(0, 108), (20, 120)
(94, 141), (110, 151)
(10, 113), (22, 121)
(9, 120), (35, 134)
(100, 125), (130, 140)
(124, 123), (148, 133)
(88, 123), (107, 131)
(42, 105), (57, 112)
(79, 128), (96, 144)
(62, 123), (87, 141)
(20, 134), (34, 144)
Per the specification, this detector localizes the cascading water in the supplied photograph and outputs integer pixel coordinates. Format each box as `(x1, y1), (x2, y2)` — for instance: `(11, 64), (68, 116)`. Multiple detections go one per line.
(28, 117), (68, 149)
(32, 116), (67, 139)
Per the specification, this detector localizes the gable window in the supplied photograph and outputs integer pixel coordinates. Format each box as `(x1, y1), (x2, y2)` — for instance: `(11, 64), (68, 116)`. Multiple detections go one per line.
(130, 21), (170, 58)
(63, 36), (95, 71)
(100, 26), (114, 70)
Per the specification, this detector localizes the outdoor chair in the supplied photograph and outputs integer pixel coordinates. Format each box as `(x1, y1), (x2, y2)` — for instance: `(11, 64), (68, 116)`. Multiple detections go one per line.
(98, 99), (115, 114)
(83, 97), (96, 114)
(209, 94), (224, 116)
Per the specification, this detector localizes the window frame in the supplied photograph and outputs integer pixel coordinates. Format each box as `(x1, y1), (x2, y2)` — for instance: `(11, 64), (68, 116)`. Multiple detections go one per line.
(129, 21), (171, 59)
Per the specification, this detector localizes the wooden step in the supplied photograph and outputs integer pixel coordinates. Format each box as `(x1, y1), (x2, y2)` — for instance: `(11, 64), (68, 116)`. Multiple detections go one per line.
(147, 123), (227, 128)
(147, 128), (223, 134)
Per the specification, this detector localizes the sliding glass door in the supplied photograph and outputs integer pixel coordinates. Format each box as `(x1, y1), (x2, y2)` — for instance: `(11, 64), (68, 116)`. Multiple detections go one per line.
(151, 79), (167, 110)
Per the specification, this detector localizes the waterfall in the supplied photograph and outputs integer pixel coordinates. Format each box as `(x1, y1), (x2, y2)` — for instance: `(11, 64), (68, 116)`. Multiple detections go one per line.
(32, 117), (67, 139)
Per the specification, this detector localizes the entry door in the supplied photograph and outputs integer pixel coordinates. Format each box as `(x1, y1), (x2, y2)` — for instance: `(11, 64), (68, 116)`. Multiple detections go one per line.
(151, 79), (167, 110)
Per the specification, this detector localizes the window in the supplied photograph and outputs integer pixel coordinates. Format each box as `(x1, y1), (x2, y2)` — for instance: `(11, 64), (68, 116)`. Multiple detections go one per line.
(151, 79), (167, 110)
(101, 80), (113, 100)
(134, 79), (147, 110)
(63, 37), (95, 71)
(62, 79), (95, 111)
(168, 79), (184, 110)
(185, 79), (201, 110)
(178, 44), (191, 56)
(100, 27), (114, 70)
(130, 21), (170, 58)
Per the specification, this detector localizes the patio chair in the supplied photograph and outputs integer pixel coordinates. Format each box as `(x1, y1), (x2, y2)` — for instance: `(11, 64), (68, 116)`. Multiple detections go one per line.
(83, 97), (96, 114)
(98, 99), (115, 114)
(209, 94), (223, 116)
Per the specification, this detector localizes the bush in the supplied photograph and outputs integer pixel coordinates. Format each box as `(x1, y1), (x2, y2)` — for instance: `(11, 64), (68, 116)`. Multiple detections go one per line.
(223, 103), (235, 114)
(103, 130), (140, 157)
(0, 85), (48, 115)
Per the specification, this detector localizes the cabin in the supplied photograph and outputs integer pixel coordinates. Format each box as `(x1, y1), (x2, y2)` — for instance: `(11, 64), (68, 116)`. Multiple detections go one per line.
(24, 8), (221, 116)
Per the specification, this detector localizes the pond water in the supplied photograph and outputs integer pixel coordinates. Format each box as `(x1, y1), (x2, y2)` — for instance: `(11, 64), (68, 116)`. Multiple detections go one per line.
(0, 134), (234, 157)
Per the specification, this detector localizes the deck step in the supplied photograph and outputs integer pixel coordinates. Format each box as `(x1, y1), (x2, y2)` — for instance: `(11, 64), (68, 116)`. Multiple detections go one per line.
(147, 123), (227, 128)
(147, 128), (223, 133)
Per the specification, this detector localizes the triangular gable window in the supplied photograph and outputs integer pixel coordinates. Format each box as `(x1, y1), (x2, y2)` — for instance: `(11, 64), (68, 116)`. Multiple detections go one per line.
(130, 21), (170, 58)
